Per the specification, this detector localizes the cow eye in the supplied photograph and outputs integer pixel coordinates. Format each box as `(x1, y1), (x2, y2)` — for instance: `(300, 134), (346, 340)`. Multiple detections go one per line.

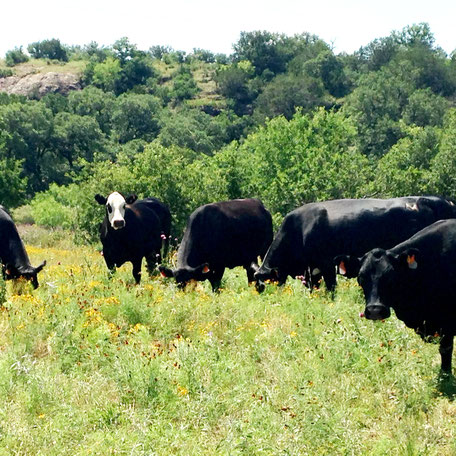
(107, 205), (113, 214)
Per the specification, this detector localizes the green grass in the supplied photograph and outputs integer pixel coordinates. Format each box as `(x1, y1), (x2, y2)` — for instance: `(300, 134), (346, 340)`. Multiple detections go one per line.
(1, 227), (456, 455)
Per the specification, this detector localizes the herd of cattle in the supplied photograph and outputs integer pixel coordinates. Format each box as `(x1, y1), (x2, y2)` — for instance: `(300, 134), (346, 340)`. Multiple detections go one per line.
(2, 193), (456, 374)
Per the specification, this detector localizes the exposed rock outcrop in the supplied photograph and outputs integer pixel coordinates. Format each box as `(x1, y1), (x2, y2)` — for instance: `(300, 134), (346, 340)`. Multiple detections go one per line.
(0, 72), (81, 98)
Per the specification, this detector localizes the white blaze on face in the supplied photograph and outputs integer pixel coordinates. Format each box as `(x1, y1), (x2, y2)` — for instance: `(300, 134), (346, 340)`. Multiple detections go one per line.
(107, 192), (127, 229)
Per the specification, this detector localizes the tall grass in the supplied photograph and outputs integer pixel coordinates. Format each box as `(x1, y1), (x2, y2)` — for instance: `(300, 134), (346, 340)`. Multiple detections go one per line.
(0, 228), (456, 455)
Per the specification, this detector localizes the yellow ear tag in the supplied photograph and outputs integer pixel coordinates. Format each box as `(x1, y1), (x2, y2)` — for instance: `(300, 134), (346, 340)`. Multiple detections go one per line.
(339, 261), (346, 276)
(407, 255), (417, 269)
(202, 265), (210, 273)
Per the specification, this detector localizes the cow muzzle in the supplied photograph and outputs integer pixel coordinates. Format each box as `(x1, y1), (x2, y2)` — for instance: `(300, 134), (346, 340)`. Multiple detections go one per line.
(112, 219), (125, 229)
(364, 303), (391, 320)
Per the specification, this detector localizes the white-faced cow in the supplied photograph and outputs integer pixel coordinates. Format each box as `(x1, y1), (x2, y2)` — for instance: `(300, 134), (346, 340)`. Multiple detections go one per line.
(336, 219), (456, 373)
(254, 196), (456, 292)
(95, 192), (171, 284)
(0, 206), (46, 289)
(159, 198), (273, 291)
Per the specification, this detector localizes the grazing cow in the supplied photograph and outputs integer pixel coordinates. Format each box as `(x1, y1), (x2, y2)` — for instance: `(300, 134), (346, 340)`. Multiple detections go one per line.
(0, 206), (46, 289)
(95, 192), (171, 283)
(254, 196), (456, 291)
(336, 219), (456, 373)
(159, 198), (273, 291)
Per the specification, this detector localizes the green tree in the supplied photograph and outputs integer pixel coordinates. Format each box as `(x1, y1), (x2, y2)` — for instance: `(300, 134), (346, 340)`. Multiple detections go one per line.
(27, 39), (68, 61)
(253, 73), (329, 123)
(111, 94), (162, 143)
(170, 66), (199, 103)
(112, 37), (138, 64)
(402, 88), (448, 127)
(52, 112), (106, 168)
(429, 109), (456, 196)
(0, 101), (55, 193)
(129, 143), (197, 234)
(118, 55), (155, 93)
(215, 62), (256, 115)
(5, 46), (29, 67)
(235, 108), (371, 218)
(356, 36), (399, 71)
(299, 51), (350, 98)
(83, 41), (111, 62)
(393, 23), (436, 48)
(0, 156), (27, 207)
(41, 93), (69, 115)
(90, 57), (122, 93)
(342, 62), (416, 157)
(233, 31), (324, 77)
(190, 48), (216, 63)
(369, 124), (438, 197)
(68, 87), (116, 134)
(158, 108), (227, 154)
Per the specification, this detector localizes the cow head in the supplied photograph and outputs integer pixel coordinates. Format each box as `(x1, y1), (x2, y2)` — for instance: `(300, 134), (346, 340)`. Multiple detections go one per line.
(334, 254), (362, 278)
(2, 261), (46, 289)
(253, 266), (279, 283)
(159, 263), (210, 286)
(336, 248), (419, 320)
(95, 192), (138, 230)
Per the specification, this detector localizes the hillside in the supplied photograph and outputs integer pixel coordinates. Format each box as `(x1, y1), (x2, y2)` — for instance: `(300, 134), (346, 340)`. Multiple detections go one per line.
(0, 57), (223, 106)
(1, 26), (456, 242)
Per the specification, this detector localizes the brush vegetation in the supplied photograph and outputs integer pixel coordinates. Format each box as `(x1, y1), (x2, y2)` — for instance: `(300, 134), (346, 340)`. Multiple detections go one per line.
(1, 226), (456, 455)
(2, 24), (456, 241)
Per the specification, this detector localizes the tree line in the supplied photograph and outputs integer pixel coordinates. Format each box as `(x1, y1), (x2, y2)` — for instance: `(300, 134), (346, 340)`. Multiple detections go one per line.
(1, 23), (456, 240)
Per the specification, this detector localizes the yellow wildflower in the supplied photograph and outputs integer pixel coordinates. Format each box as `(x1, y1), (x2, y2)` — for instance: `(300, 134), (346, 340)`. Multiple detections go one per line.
(177, 385), (189, 396)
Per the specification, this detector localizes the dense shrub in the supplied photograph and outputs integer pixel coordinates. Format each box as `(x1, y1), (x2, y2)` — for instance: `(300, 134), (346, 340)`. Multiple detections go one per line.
(29, 184), (79, 229)
(27, 39), (68, 61)
(0, 68), (14, 78)
(5, 46), (29, 66)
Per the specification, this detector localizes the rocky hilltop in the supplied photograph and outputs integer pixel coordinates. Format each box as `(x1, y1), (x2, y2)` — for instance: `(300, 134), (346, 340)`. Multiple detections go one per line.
(0, 72), (81, 98)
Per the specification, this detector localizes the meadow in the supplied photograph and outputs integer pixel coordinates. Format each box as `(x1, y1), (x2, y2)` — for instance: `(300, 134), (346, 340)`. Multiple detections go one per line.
(1, 227), (456, 455)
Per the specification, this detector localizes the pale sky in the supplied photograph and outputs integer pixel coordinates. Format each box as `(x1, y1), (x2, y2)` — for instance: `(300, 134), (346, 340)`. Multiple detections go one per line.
(1, 0), (455, 58)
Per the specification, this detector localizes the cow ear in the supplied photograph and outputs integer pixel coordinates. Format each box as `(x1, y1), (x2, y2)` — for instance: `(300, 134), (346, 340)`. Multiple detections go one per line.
(158, 266), (174, 278)
(398, 248), (419, 270)
(4, 263), (17, 277)
(334, 255), (361, 278)
(95, 194), (107, 205)
(125, 194), (138, 205)
(35, 260), (46, 273)
(3, 263), (11, 276)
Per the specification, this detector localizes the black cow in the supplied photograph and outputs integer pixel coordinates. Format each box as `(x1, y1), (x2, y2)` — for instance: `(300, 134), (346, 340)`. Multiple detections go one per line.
(336, 219), (456, 373)
(159, 198), (273, 291)
(0, 206), (46, 289)
(95, 192), (171, 284)
(254, 196), (456, 291)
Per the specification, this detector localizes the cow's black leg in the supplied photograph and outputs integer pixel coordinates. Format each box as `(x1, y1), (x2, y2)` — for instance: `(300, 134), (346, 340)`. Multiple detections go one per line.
(245, 262), (257, 284)
(277, 271), (288, 286)
(132, 259), (142, 284)
(321, 265), (336, 292)
(309, 267), (323, 289)
(209, 268), (225, 292)
(162, 237), (170, 260)
(439, 335), (453, 373)
(146, 251), (160, 276)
